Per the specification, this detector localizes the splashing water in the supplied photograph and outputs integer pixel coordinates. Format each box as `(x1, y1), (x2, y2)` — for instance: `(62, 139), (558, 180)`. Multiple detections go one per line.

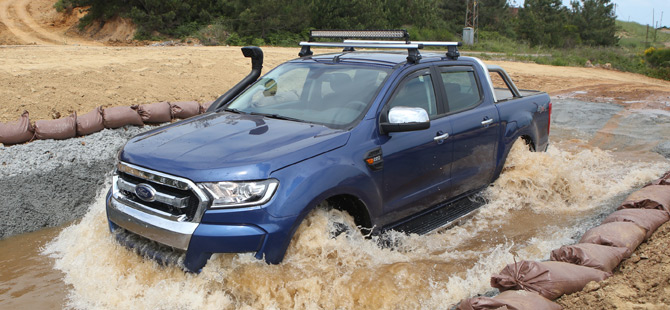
(42, 140), (669, 309)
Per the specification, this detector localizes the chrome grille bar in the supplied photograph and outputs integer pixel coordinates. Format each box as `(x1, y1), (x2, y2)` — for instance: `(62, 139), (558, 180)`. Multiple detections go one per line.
(117, 177), (190, 209)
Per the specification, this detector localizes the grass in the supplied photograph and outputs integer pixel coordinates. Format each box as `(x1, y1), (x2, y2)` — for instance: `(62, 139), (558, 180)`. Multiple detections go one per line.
(616, 20), (670, 49)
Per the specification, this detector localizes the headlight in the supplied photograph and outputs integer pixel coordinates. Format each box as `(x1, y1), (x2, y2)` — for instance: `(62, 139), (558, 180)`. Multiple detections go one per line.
(200, 179), (279, 208)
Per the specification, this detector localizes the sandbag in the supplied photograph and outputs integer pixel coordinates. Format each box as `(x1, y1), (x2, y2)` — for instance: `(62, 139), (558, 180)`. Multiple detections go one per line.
(0, 111), (34, 144)
(458, 290), (562, 310)
(34, 113), (77, 140)
(76, 106), (105, 136)
(618, 185), (670, 212)
(170, 101), (201, 119)
(602, 208), (670, 239)
(102, 106), (144, 129)
(550, 243), (630, 272)
(138, 102), (172, 123)
(491, 260), (611, 300)
(578, 222), (646, 252)
(200, 100), (215, 113)
(645, 171), (670, 186)
(647, 178), (670, 186)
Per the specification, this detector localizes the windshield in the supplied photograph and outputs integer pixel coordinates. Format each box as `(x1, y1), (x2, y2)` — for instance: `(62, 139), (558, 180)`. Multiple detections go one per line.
(226, 62), (390, 128)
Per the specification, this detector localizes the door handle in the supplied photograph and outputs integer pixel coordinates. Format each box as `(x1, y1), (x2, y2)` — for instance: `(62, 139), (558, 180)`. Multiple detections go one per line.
(481, 118), (494, 126)
(433, 132), (449, 142)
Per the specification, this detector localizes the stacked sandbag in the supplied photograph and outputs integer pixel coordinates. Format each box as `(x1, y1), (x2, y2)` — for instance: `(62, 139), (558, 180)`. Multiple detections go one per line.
(200, 100), (215, 113)
(578, 221), (646, 252)
(550, 243), (631, 272)
(170, 101), (201, 119)
(76, 106), (105, 136)
(601, 208), (670, 239)
(458, 290), (561, 310)
(491, 260), (611, 300)
(34, 113), (77, 140)
(138, 102), (172, 123)
(102, 106), (144, 129)
(618, 185), (670, 212)
(0, 111), (34, 145)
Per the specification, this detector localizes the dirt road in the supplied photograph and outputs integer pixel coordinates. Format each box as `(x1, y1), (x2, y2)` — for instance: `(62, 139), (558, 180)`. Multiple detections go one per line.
(1, 1), (670, 309)
(0, 0), (95, 45)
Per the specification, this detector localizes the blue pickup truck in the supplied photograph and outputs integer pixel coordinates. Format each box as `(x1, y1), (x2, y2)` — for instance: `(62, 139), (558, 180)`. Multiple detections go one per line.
(106, 30), (551, 272)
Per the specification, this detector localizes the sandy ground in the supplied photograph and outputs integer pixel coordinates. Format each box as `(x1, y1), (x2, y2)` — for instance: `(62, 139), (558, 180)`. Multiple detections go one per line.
(557, 221), (670, 309)
(1, 0), (670, 308)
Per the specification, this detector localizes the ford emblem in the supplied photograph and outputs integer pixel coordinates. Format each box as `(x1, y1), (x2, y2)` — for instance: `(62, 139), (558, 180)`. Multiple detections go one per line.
(135, 183), (157, 202)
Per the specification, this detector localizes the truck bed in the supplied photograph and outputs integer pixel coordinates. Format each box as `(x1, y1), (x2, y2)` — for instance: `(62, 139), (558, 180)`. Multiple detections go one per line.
(494, 88), (543, 101)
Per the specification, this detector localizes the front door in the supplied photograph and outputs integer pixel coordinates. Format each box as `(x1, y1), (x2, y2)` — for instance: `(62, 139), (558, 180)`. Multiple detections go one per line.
(379, 68), (454, 223)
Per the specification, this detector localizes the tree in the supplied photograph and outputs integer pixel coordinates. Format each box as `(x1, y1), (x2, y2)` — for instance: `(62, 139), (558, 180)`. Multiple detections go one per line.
(571, 0), (618, 45)
(517, 0), (574, 47)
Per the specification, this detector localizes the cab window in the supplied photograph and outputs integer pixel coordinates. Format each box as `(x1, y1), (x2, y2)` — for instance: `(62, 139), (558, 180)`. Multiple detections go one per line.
(387, 73), (438, 117)
(440, 69), (482, 113)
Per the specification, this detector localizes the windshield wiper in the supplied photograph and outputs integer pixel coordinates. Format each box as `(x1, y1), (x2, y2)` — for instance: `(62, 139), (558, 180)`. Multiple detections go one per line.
(223, 107), (247, 114)
(249, 112), (305, 123)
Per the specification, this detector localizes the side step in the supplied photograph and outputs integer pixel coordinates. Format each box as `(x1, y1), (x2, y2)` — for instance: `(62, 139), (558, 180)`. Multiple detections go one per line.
(388, 194), (486, 235)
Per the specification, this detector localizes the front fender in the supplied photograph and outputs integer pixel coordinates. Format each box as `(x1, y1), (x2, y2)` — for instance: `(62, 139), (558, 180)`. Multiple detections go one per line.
(267, 152), (382, 222)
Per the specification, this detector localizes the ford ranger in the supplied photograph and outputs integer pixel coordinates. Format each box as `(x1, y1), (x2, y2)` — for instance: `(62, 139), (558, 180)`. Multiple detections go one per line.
(106, 30), (551, 272)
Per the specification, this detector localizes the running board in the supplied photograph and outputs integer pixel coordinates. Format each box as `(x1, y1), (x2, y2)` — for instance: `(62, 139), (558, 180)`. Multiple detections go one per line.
(386, 194), (485, 235)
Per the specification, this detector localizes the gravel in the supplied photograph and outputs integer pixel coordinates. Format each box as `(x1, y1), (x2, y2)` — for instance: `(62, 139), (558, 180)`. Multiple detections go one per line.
(0, 125), (154, 238)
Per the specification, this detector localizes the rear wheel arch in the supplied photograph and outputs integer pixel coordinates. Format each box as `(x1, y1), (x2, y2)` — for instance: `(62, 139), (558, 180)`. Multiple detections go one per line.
(492, 134), (537, 182)
(520, 134), (536, 151)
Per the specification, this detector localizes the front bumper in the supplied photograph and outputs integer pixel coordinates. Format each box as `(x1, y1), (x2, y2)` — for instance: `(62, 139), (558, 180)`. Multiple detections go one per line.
(107, 195), (197, 250)
(106, 188), (296, 272)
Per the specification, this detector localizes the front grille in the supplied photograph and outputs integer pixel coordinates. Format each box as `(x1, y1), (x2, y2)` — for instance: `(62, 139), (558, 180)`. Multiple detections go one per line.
(114, 162), (208, 223)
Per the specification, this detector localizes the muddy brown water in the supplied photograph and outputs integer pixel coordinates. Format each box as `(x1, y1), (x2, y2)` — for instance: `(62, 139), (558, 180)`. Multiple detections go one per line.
(1, 99), (669, 309)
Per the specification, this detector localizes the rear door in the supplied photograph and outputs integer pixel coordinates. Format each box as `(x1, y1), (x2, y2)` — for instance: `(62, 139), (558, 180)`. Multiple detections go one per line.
(379, 67), (454, 222)
(438, 65), (500, 197)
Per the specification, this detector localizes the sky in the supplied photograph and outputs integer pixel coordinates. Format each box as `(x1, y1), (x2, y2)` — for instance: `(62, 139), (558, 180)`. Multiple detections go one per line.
(513, 0), (669, 27)
(599, 0), (667, 27)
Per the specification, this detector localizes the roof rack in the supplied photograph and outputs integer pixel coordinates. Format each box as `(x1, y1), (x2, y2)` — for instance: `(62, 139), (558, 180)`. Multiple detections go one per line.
(344, 40), (462, 60)
(298, 30), (462, 63)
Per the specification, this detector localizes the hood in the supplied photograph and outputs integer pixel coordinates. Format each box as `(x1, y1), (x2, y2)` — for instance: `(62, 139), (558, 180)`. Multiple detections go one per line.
(120, 112), (350, 182)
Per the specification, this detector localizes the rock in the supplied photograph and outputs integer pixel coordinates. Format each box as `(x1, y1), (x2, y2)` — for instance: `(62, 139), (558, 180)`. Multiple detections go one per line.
(584, 281), (601, 292)
(630, 254), (641, 263)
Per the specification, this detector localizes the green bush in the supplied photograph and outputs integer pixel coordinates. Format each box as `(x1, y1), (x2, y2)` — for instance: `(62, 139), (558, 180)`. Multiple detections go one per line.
(645, 47), (670, 67)
(225, 33), (243, 46)
(195, 23), (230, 46)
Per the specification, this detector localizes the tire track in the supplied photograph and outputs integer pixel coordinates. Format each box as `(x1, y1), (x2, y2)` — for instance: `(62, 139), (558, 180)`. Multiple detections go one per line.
(0, 0), (65, 45)
(15, 0), (66, 44)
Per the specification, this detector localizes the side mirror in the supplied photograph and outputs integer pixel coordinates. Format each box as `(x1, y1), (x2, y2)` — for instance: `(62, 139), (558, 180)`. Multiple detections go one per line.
(380, 106), (430, 133)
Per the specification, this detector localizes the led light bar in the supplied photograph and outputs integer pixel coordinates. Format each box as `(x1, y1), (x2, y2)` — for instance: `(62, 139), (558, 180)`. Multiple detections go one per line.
(310, 30), (409, 40)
